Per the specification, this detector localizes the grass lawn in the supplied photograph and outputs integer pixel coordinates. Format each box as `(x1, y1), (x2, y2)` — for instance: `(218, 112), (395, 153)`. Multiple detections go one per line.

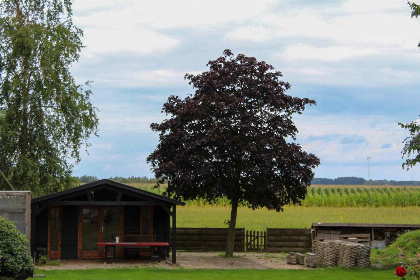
(33, 268), (394, 280)
(177, 205), (420, 230)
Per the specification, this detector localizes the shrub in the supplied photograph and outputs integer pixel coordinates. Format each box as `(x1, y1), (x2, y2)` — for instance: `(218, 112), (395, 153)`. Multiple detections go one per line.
(0, 217), (34, 279)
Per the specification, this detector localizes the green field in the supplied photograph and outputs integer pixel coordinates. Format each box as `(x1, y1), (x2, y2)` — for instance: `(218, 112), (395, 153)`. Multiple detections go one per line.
(32, 268), (394, 280)
(127, 183), (420, 207)
(303, 186), (420, 207)
(124, 183), (420, 230)
(177, 206), (420, 231)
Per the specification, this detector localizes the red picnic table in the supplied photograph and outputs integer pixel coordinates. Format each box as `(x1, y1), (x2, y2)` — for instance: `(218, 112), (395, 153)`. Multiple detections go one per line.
(97, 242), (170, 263)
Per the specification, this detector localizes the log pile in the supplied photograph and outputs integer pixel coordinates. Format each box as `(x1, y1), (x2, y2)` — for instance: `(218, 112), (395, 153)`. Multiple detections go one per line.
(295, 253), (305, 265)
(305, 253), (317, 268)
(286, 252), (297, 264)
(312, 240), (371, 268)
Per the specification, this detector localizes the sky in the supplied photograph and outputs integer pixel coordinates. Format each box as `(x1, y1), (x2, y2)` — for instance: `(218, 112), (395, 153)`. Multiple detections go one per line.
(70, 0), (420, 180)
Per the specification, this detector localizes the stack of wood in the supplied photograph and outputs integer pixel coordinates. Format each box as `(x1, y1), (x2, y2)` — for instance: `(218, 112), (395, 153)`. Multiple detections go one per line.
(286, 252), (297, 264)
(312, 240), (371, 268)
(321, 240), (338, 267)
(312, 240), (324, 265)
(356, 244), (371, 268)
(305, 253), (317, 268)
(337, 242), (359, 267)
(295, 253), (305, 265)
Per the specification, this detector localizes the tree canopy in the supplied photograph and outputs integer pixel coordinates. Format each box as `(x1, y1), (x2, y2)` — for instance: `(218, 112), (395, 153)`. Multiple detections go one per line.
(400, 119), (420, 169)
(148, 50), (319, 256)
(399, 3), (420, 169)
(0, 0), (98, 196)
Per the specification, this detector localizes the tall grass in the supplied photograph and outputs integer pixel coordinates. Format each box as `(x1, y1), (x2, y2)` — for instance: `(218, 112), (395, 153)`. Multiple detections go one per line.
(177, 206), (420, 231)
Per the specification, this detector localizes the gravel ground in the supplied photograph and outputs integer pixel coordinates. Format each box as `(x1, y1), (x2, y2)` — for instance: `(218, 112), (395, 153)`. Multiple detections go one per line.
(37, 252), (311, 270)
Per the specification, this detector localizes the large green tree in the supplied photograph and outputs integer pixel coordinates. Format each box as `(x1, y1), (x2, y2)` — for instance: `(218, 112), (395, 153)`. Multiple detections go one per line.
(399, 3), (420, 169)
(148, 50), (319, 257)
(0, 0), (98, 196)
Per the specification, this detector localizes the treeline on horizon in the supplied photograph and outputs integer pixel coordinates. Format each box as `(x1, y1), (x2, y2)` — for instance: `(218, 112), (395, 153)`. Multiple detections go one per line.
(75, 175), (157, 184)
(75, 175), (420, 186)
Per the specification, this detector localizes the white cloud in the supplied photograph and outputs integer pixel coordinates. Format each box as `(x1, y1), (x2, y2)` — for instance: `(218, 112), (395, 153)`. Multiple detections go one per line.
(341, 0), (407, 14)
(296, 115), (407, 165)
(82, 28), (179, 54)
(95, 69), (200, 88)
(279, 44), (375, 62)
(73, 0), (273, 55)
(226, 27), (271, 42)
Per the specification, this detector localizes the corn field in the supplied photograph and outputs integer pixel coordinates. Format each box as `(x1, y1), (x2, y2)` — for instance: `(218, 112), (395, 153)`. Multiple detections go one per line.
(302, 186), (420, 207)
(130, 183), (420, 208)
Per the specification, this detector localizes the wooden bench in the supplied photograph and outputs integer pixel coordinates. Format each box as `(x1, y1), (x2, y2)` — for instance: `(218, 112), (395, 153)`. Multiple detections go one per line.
(97, 241), (169, 263)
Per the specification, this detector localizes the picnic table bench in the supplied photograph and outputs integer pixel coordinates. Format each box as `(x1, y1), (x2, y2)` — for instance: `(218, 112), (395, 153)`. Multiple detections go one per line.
(97, 242), (170, 263)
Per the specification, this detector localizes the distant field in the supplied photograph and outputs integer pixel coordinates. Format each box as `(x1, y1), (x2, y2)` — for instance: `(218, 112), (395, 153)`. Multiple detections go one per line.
(177, 206), (420, 231)
(127, 183), (420, 207)
(122, 183), (420, 231)
(311, 185), (420, 189)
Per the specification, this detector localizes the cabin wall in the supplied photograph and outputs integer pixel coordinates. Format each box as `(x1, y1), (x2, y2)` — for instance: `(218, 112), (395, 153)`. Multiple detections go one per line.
(61, 206), (78, 259)
(33, 207), (48, 256)
(154, 206), (169, 242)
(124, 206), (140, 235)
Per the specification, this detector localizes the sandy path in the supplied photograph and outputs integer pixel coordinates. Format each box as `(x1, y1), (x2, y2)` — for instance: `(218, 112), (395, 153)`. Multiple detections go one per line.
(38, 252), (311, 270)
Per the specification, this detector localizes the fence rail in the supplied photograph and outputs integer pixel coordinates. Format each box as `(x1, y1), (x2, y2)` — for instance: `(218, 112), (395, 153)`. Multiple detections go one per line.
(173, 227), (312, 253)
(266, 228), (311, 252)
(245, 230), (266, 252)
(174, 228), (245, 252)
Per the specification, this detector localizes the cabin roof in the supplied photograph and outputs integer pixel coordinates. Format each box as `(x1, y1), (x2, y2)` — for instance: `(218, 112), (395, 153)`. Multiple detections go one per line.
(32, 179), (185, 206)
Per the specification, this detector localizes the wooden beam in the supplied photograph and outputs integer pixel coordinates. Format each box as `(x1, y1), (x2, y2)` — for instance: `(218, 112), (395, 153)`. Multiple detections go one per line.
(87, 192), (93, 201)
(160, 205), (173, 217)
(44, 201), (170, 206)
(172, 205), (176, 264)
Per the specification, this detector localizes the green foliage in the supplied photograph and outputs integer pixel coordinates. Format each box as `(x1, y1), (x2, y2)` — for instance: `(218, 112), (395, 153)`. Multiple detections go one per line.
(0, 217), (33, 279)
(36, 256), (48, 266)
(399, 119), (420, 170)
(48, 259), (61, 266)
(0, 0), (98, 196)
(371, 230), (420, 266)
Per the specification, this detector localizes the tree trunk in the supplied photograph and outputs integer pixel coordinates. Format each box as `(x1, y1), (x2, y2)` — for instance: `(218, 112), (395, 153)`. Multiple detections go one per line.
(225, 197), (239, 257)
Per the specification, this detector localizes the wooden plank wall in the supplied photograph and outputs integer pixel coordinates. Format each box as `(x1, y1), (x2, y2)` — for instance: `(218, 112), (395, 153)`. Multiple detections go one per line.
(173, 228), (245, 252)
(266, 228), (311, 252)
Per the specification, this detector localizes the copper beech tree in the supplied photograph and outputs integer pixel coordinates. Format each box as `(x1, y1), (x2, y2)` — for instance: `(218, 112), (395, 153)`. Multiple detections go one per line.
(147, 50), (320, 257)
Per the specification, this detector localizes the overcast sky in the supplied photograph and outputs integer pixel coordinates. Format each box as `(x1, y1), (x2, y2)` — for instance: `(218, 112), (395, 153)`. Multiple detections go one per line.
(70, 0), (420, 180)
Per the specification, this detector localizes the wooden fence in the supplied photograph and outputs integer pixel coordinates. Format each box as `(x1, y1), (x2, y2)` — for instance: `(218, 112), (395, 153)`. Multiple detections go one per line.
(173, 227), (312, 253)
(174, 228), (245, 252)
(266, 228), (312, 252)
(245, 230), (266, 252)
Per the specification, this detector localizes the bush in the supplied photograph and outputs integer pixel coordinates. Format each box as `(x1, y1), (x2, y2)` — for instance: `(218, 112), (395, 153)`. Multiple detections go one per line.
(371, 230), (420, 265)
(0, 217), (34, 279)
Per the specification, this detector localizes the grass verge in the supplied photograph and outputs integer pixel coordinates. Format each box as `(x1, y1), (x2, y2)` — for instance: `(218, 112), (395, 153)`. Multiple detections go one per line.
(32, 268), (394, 280)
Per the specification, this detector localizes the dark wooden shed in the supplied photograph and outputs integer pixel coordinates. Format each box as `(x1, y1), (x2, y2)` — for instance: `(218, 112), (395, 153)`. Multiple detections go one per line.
(31, 179), (184, 263)
(312, 223), (420, 249)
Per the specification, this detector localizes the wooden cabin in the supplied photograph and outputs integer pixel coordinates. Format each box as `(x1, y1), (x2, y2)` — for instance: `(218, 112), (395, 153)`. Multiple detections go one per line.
(31, 180), (184, 263)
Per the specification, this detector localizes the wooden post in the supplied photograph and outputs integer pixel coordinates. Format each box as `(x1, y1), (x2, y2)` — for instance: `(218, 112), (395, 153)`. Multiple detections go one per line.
(172, 205), (176, 264)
